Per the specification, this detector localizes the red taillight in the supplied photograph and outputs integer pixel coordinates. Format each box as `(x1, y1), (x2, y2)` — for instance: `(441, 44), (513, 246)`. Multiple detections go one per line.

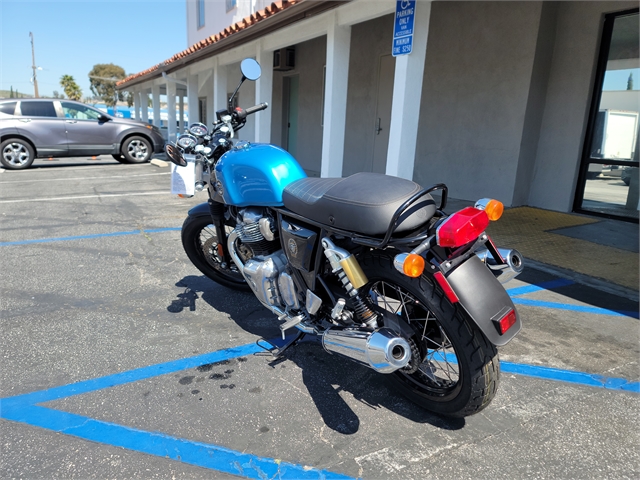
(436, 207), (489, 247)
(493, 309), (517, 335)
(433, 271), (459, 304)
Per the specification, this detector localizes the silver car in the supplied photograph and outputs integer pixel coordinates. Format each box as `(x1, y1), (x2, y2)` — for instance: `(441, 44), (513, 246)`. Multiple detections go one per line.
(0, 99), (165, 169)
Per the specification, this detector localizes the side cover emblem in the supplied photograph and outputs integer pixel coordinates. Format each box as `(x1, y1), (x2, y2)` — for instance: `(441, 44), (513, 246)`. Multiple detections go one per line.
(288, 238), (298, 257)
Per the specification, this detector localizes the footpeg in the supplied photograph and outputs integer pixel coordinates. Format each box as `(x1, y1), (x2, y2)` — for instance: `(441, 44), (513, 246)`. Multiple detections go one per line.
(279, 313), (305, 339)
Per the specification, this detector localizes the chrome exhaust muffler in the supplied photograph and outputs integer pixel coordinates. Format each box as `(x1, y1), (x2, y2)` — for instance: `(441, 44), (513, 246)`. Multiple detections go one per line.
(322, 327), (411, 373)
(475, 247), (524, 284)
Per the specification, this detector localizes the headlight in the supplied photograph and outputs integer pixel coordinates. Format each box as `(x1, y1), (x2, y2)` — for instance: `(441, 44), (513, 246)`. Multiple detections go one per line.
(188, 122), (208, 137)
(177, 134), (197, 149)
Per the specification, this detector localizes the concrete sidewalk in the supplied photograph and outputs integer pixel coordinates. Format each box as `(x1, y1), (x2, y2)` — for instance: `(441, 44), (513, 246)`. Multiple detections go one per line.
(442, 197), (638, 301)
(489, 206), (638, 301)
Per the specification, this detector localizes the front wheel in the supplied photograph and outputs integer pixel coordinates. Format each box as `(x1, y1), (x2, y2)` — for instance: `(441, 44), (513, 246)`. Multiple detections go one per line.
(360, 251), (500, 417)
(181, 214), (250, 291)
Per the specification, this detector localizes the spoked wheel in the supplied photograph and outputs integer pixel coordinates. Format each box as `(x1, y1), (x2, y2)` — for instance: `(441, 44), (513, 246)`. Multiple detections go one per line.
(360, 252), (500, 417)
(181, 215), (250, 291)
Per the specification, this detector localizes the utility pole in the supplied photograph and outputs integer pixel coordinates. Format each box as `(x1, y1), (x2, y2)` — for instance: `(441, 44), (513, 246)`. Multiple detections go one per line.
(29, 32), (39, 98)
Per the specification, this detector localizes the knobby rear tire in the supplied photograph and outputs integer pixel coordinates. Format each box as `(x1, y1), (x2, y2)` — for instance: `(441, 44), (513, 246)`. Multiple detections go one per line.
(360, 251), (500, 417)
(181, 214), (250, 291)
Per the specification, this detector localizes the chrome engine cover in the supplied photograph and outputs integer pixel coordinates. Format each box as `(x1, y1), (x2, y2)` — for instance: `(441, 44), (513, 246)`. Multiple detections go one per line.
(228, 216), (299, 313)
(242, 251), (288, 308)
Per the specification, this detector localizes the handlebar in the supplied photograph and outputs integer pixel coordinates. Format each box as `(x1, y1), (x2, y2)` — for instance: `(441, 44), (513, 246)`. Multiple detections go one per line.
(234, 102), (269, 120)
(245, 102), (268, 115)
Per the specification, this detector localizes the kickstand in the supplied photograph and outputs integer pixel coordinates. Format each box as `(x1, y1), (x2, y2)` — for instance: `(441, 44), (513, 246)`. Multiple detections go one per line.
(256, 330), (306, 358)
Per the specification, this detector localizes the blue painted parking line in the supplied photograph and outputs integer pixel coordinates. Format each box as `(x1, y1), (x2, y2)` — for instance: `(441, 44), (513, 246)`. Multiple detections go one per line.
(0, 342), (354, 480)
(1, 341), (638, 479)
(0, 227), (181, 247)
(511, 297), (639, 319)
(1, 406), (350, 479)
(507, 279), (638, 319)
(506, 278), (575, 296)
(500, 362), (640, 393)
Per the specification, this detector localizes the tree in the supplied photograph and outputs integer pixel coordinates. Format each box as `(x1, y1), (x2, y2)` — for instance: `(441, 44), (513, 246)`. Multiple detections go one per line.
(9, 86), (14, 98)
(124, 91), (134, 108)
(88, 64), (126, 109)
(60, 75), (82, 100)
(627, 73), (634, 91)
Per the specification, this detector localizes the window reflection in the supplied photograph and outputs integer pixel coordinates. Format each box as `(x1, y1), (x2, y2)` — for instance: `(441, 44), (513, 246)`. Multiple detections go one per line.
(581, 11), (639, 220)
(583, 164), (639, 219)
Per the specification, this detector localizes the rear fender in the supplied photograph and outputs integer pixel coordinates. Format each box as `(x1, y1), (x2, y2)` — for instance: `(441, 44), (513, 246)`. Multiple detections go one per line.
(444, 255), (520, 346)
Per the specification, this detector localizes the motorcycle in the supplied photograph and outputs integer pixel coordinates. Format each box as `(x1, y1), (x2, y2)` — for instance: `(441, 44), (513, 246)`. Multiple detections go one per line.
(164, 58), (524, 417)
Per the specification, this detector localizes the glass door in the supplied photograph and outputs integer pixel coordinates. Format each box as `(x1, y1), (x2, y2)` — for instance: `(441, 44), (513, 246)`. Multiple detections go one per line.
(575, 8), (639, 222)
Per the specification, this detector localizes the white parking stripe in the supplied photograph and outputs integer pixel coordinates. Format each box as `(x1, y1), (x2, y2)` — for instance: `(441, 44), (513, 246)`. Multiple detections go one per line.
(0, 172), (170, 184)
(0, 192), (172, 203)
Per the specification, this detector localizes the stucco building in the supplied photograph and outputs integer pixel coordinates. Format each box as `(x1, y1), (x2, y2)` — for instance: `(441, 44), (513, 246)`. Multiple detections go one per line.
(117, 0), (640, 222)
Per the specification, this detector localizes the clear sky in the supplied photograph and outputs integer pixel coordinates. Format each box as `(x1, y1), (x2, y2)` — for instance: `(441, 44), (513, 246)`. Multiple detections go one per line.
(0, 0), (187, 99)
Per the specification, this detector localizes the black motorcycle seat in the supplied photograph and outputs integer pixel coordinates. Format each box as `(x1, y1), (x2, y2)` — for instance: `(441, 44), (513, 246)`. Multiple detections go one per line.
(282, 172), (436, 236)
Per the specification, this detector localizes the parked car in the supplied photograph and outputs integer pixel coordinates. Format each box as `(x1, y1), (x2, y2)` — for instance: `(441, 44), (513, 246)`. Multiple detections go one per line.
(621, 166), (636, 186)
(0, 99), (165, 170)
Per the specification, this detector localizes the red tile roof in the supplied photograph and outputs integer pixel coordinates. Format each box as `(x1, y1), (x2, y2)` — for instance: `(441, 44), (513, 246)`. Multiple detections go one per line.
(117, 0), (304, 87)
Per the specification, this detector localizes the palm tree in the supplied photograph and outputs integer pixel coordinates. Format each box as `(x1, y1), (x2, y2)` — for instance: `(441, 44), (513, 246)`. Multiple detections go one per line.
(60, 75), (82, 101)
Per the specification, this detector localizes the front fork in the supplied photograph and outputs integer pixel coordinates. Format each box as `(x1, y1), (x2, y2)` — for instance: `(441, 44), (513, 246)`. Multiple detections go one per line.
(207, 197), (233, 268)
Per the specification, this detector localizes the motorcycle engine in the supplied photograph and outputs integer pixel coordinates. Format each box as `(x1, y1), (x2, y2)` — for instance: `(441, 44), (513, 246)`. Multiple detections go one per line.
(232, 208), (301, 311)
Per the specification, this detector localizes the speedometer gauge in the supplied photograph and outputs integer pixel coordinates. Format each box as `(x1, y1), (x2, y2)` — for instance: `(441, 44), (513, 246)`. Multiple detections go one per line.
(177, 134), (197, 149)
(188, 123), (208, 137)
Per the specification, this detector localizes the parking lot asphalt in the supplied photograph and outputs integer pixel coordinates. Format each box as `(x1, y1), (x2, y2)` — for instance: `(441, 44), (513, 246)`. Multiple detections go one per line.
(1, 157), (639, 479)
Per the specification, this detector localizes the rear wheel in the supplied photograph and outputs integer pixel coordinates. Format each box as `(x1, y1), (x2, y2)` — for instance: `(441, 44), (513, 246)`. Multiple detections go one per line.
(360, 252), (500, 417)
(181, 214), (250, 291)
(1, 139), (35, 170)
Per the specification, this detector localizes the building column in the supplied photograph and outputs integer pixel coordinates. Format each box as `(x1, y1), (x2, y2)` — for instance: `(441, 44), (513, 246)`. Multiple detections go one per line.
(187, 73), (199, 125)
(152, 85), (161, 129)
(179, 94), (185, 133)
(133, 90), (141, 121)
(141, 91), (149, 123)
(385, 1), (431, 180)
(167, 82), (177, 142)
(321, 14), (351, 178)
(196, 70), (213, 126)
(255, 45), (273, 143)
(214, 62), (228, 114)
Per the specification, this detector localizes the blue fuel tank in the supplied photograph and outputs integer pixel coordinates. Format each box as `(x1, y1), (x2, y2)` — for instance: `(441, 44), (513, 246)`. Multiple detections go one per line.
(214, 142), (307, 207)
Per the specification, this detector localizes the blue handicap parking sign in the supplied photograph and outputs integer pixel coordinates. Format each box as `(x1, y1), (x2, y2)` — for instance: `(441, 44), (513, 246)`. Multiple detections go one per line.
(393, 35), (413, 56)
(393, 0), (416, 56)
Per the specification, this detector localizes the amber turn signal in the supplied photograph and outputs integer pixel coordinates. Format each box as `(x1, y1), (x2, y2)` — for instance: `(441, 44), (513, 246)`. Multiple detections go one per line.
(404, 254), (425, 278)
(474, 198), (504, 221)
(485, 199), (504, 221)
(393, 253), (426, 278)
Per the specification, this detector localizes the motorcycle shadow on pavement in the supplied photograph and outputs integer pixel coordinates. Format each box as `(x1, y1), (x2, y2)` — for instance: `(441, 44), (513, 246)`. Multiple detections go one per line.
(168, 275), (466, 434)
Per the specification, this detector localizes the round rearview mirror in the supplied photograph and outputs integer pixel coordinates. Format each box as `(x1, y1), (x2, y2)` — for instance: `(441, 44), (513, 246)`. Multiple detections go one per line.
(165, 142), (187, 167)
(240, 58), (261, 81)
